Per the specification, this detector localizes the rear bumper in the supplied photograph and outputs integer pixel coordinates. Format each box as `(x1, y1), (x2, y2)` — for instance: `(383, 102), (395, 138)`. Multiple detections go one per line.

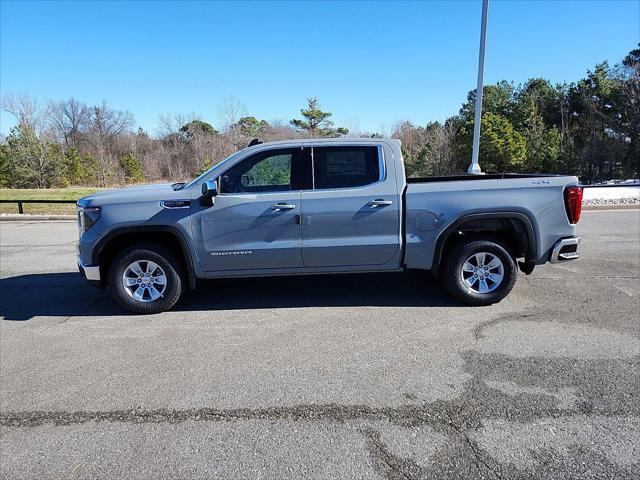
(550, 237), (580, 263)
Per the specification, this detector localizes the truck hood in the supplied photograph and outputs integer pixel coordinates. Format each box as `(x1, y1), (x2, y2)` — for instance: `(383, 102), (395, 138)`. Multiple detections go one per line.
(77, 183), (182, 207)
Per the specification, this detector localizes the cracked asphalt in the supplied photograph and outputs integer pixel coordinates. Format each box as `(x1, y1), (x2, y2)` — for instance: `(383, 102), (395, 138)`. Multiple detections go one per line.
(1, 210), (639, 479)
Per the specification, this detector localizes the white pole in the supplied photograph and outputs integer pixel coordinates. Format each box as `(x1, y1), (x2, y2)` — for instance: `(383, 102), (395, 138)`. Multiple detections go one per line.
(468, 0), (489, 175)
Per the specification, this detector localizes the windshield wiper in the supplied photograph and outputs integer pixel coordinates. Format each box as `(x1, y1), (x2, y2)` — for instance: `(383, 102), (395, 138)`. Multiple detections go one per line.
(171, 182), (186, 191)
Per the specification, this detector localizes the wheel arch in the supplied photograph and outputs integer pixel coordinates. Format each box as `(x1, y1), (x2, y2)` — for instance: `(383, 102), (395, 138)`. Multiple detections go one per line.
(432, 211), (538, 277)
(93, 225), (197, 290)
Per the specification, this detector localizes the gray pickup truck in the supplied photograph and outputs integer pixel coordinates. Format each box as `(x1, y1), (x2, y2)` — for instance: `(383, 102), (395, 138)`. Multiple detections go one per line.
(77, 138), (582, 313)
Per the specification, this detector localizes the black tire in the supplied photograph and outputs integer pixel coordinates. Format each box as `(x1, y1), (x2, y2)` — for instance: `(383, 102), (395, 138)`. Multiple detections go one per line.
(107, 243), (183, 314)
(441, 238), (517, 306)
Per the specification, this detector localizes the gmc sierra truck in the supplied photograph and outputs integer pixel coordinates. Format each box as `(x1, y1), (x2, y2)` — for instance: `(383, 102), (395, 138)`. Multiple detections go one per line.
(77, 138), (582, 314)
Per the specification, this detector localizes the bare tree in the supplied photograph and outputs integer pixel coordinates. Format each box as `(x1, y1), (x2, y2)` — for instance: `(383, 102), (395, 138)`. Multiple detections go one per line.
(85, 101), (134, 185)
(262, 119), (300, 141)
(156, 112), (200, 138)
(2, 92), (46, 135)
(424, 121), (460, 175)
(392, 120), (459, 176)
(217, 94), (247, 132)
(154, 113), (197, 179)
(89, 101), (134, 139)
(343, 116), (363, 137)
(46, 98), (90, 148)
(392, 121), (428, 153)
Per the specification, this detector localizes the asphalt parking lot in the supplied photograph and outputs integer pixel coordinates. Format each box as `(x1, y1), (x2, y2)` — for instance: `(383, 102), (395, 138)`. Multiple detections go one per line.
(1, 210), (639, 479)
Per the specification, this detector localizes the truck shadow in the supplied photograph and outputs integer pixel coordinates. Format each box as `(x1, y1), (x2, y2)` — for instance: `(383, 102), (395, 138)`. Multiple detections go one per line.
(0, 271), (458, 321)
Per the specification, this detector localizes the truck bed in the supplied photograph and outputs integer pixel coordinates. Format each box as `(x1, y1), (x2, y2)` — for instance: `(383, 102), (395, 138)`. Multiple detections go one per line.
(403, 174), (579, 271)
(407, 173), (560, 183)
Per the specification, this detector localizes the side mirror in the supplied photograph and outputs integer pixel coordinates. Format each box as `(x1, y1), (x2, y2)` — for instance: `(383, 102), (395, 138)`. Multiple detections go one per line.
(202, 180), (218, 197)
(201, 180), (218, 206)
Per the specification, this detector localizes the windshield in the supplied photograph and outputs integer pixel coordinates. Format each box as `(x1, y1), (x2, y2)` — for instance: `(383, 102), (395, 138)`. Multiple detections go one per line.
(183, 150), (244, 189)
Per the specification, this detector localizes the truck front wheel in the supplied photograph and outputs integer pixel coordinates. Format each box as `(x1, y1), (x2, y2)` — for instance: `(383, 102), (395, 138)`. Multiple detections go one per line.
(441, 239), (517, 306)
(108, 244), (183, 314)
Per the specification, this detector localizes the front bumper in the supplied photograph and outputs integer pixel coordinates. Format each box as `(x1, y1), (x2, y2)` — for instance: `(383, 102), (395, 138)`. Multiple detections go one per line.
(78, 255), (101, 282)
(550, 237), (580, 263)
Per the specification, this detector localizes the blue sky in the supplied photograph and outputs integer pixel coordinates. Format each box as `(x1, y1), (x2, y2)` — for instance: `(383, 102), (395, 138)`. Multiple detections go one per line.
(1, 0), (638, 135)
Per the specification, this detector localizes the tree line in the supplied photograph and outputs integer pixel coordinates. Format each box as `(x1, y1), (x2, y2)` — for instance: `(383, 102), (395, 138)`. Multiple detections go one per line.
(0, 46), (637, 188)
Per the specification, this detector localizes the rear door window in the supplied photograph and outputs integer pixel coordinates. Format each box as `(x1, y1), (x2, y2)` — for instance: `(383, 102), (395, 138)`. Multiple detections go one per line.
(312, 146), (380, 189)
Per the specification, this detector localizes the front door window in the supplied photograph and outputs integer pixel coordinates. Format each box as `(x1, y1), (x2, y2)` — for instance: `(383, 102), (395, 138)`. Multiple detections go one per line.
(221, 149), (294, 194)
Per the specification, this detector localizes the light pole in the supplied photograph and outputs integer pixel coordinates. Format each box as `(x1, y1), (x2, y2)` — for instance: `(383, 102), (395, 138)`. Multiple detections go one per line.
(468, 0), (489, 175)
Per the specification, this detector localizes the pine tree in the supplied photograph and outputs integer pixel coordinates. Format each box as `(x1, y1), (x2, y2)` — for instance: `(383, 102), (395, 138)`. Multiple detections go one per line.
(119, 153), (144, 183)
(290, 98), (348, 137)
(195, 157), (213, 176)
(63, 147), (86, 186)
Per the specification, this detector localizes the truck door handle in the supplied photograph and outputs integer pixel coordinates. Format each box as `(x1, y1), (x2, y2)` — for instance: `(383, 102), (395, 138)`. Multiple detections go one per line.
(368, 199), (393, 207)
(270, 203), (296, 210)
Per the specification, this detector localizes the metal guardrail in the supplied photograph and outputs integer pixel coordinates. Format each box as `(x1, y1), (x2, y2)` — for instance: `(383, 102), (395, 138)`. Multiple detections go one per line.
(0, 199), (76, 214)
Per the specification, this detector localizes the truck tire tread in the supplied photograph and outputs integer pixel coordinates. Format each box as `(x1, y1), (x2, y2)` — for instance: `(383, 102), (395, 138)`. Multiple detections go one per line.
(107, 243), (183, 314)
(441, 238), (517, 306)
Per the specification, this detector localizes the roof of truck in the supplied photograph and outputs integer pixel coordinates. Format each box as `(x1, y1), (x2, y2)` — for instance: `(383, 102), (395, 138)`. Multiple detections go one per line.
(241, 137), (401, 151)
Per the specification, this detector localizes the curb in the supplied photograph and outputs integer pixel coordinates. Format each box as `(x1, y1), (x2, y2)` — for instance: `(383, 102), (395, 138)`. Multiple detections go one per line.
(0, 214), (76, 221)
(583, 203), (640, 210)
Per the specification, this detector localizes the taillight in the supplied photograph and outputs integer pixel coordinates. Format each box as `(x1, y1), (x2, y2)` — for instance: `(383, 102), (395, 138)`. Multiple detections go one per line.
(564, 186), (583, 224)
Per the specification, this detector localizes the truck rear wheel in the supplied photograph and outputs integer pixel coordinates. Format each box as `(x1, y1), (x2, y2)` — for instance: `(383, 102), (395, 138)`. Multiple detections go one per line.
(441, 239), (517, 306)
(108, 244), (183, 314)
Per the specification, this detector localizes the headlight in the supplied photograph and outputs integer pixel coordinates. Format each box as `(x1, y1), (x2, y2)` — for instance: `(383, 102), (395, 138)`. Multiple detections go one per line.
(77, 206), (101, 235)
